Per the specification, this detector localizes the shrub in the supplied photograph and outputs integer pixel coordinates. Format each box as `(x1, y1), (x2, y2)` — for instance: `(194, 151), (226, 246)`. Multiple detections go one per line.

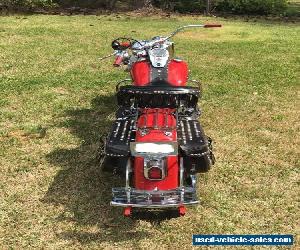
(54, 0), (107, 8)
(215, 0), (288, 15)
(153, 0), (206, 13)
(173, 0), (206, 13)
(0, 0), (288, 14)
(0, 0), (56, 10)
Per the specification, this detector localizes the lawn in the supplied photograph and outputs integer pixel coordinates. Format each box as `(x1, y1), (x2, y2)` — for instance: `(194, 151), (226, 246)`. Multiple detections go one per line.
(0, 14), (299, 249)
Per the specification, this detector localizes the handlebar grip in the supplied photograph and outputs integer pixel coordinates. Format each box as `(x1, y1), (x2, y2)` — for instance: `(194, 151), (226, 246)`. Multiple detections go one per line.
(204, 24), (222, 28)
(113, 56), (123, 67)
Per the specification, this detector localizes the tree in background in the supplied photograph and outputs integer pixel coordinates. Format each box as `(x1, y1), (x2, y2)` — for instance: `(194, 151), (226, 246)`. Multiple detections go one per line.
(0, 0), (288, 14)
(153, 0), (209, 13)
(207, 0), (211, 14)
(0, 0), (56, 10)
(106, 0), (117, 10)
(55, 0), (154, 10)
(131, 0), (153, 8)
(214, 0), (287, 15)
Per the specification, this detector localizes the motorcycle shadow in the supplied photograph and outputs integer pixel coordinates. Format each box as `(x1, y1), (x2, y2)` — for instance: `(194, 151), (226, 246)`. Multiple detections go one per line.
(43, 93), (178, 244)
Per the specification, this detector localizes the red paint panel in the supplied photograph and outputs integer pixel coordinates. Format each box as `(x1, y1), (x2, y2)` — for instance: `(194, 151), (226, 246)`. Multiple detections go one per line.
(167, 60), (188, 87)
(131, 61), (151, 86)
(134, 108), (179, 190)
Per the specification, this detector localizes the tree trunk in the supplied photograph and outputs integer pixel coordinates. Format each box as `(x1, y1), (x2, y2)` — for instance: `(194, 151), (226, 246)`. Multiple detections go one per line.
(132, 0), (152, 9)
(206, 0), (211, 15)
(106, 0), (118, 10)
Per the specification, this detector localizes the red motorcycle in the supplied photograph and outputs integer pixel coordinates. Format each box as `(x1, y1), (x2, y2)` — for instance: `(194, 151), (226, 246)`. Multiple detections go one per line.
(99, 24), (221, 217)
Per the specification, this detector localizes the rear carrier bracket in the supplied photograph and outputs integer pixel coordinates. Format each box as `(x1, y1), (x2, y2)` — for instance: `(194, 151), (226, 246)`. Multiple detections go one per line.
(111, 187), (199, 208)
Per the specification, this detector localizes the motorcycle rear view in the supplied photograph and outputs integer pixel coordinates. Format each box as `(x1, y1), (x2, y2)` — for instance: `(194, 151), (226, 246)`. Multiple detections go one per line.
(99, 24), (221, 216)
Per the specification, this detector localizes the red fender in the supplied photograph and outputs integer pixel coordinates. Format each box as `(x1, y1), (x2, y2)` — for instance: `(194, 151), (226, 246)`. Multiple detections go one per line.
(134, 108), (179, 190)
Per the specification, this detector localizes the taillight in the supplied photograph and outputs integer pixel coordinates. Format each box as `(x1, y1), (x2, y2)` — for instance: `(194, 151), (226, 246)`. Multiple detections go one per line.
(144, 159), (166, 180)
(148, 167), (162, 180)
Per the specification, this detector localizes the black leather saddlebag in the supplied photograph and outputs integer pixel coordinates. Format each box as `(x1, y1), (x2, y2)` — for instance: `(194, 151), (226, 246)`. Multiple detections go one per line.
(105, 117), (136, 157)
(178, 119), (215, 173)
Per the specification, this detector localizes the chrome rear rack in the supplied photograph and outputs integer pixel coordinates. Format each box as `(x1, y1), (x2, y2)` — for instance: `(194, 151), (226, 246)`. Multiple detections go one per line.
(111, 187), (199, 208)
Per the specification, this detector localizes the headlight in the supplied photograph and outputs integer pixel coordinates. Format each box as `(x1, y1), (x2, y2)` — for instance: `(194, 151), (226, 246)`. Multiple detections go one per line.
(130, 142), (178, 156)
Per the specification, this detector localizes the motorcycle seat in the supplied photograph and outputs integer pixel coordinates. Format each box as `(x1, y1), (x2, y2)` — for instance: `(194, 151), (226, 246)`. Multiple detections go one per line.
(117, 85), (200, 108)
(118, 85), (200, 94)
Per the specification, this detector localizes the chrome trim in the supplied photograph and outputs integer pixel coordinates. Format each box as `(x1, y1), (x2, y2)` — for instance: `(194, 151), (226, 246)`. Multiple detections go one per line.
(125, 159), (132, 203)
(190, 175), (197, 189)
(143, 158), (166, 181)
(111, 201), (199, 208)
(125, 159), (131, 189)
(164, 131), (172, 137)
(148, 48), (169, 68)
(164, 25), (205, 41)
(165, 109), (169, 128)
(99, 51), (117, 60)
(139, 128), (149, 137)
(111, 187), (199, 208)
(179, 157), (184, 203)
(180, 157), (184, 188)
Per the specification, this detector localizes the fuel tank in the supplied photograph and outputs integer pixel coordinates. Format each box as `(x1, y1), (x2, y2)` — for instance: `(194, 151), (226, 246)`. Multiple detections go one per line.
(131, 59), (188, 87)
(133, 108), (179, 190)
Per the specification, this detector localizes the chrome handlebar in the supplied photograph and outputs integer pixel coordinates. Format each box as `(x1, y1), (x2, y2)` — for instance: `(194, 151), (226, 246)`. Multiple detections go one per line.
(100, 24), (221, 61)
(164, 24), (205, 41)
(146, 24), (220, 48)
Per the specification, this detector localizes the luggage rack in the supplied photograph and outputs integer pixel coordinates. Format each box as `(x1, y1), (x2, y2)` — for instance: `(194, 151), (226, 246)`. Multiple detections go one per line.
(111, 187), (199, 208)
(138, 108), (177, 130)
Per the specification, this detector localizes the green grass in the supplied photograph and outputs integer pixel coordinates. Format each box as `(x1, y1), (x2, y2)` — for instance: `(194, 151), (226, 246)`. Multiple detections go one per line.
(0, 14), (299, 249)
